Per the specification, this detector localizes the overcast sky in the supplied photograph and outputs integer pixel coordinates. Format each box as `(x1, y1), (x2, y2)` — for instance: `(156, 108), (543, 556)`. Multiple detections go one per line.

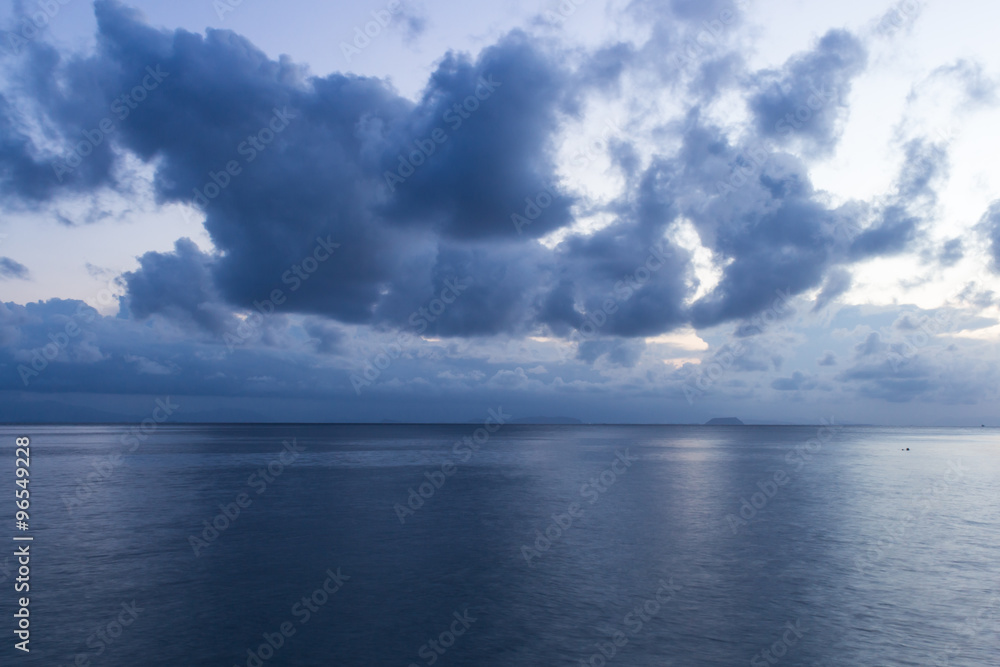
(1, 0), (999, 424)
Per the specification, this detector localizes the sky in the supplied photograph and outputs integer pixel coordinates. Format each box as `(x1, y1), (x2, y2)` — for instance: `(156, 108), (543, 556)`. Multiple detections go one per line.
(1, 0), (999, 424)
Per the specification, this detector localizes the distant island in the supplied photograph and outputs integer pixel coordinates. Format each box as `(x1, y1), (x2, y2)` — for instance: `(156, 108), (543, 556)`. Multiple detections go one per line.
(705, 417), (745, 425)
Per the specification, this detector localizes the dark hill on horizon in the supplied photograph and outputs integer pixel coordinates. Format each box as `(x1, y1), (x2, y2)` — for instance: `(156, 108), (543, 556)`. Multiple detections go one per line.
(705, 417), (745, 425)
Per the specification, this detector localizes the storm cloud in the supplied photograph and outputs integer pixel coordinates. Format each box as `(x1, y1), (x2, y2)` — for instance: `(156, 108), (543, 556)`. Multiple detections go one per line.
(0, 0), (993, 424)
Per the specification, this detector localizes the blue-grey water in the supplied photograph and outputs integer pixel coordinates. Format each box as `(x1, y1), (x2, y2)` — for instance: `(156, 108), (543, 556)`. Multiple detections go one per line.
(0, 423), (997, 666)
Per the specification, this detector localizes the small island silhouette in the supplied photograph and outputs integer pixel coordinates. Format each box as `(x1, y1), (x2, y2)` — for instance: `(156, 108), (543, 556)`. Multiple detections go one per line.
(705, 417), (745, 425)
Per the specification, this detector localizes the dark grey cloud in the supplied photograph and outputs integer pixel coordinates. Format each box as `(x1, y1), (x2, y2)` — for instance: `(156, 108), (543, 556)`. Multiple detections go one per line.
(848, 138), (945, 261)
(893, 314), (921, 331)
(0, 92), (67, 203)
(577, 338), (646, 368)
(640, 30), (928, 326)
(837, 346), (963, 405)
(663, 0), (735, 21)
(978, 200), (1000, 272)
(747, 29), (867, 155)
(732, 349), (772, 372)
(771, 371), (812, 391)
(378, 31), (579, 240)
(895, 138), (948, 204)
(371, 240), (553, 337)
(0, 3), (589, 339)
(303, 319), (345, 355)
(850, 373), (933, 403)
(393, 4), (428, 44)
(536, 171), (693, 338)
(954, 282), (995, 309)
(589, 37), (914, 334)
(690, 52), (744, 100)
(848, 205), (917, 259)
(830, 304), (979, 404)
(938, 238), (963, 267)
(854, 331), (885, 359)
(624, 0), (747, 88)
(577, 42), (635, 93)
(122, 238), (236, 336)
(0, 2), (900, 347)
(0, 297), (356, 398)
(0, 256), (29, 280)
(812, 268), (851, 312)
(606, 25), (918, 331)
(678, 132), (837, 327)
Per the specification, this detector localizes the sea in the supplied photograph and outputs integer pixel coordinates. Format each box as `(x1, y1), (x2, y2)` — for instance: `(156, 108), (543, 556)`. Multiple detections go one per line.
(0, 423), (997, 666)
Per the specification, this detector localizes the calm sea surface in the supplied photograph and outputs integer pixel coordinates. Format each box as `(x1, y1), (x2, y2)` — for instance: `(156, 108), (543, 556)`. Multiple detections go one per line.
(0, 424), (997, 666)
